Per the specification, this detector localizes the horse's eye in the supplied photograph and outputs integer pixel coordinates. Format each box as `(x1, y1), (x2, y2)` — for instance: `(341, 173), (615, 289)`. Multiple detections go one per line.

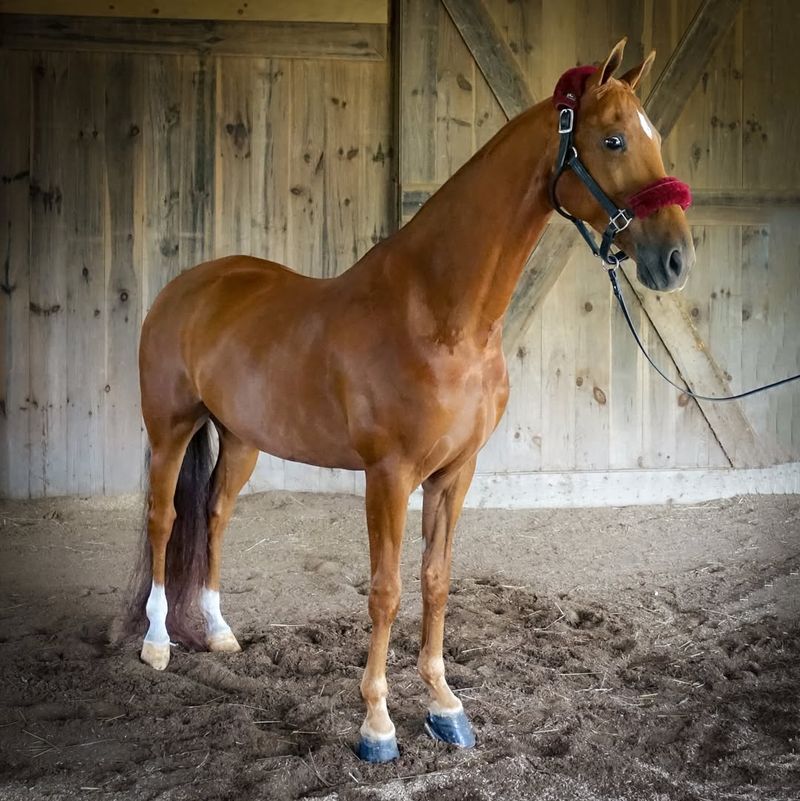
(604, 135), (626, 151)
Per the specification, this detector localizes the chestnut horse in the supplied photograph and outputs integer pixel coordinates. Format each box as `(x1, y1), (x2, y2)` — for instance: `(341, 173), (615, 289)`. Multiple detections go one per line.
(130, 39), (695, 761)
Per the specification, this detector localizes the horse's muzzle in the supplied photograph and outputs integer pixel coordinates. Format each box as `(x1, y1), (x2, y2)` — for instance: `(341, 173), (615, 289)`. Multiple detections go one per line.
(635, 237), (695, 292)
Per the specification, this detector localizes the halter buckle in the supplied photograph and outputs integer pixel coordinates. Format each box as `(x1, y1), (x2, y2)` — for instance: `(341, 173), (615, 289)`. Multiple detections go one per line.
(558, 108), (574, 134)
(610, 208), (633, 232)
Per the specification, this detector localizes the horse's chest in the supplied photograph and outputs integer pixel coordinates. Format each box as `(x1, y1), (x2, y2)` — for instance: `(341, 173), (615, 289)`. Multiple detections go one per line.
(423, 344), (509, 457)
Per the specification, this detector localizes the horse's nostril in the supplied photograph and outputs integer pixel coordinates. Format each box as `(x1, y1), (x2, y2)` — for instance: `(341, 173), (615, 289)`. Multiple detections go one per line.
(668, 248), (683, 276)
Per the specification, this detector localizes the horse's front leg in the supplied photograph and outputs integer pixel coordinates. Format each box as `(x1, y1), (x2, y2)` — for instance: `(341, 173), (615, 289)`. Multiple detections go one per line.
(357, 462), (414, 763)
(418, 455), (477, 748)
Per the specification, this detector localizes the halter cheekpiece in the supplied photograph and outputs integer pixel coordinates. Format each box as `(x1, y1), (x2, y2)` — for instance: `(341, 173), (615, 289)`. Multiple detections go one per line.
(549, 65), (692, 267)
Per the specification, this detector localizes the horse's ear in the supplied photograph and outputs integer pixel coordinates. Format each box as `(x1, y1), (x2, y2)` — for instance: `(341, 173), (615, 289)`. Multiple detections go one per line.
(598, 38), (627, 85)
(620, 49), (656, 91)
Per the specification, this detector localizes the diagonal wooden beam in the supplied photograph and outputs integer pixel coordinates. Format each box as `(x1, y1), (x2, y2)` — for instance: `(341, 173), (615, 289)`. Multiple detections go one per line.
(440, 0), (536, 118)
(617, 264), (776, 467)
(645, 0), (745, 134)
(503, 0), (745, 349)
(442, 0), (765, 466)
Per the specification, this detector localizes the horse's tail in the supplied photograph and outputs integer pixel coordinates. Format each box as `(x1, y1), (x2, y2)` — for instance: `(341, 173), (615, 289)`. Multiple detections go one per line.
(125, 423), (215, 650)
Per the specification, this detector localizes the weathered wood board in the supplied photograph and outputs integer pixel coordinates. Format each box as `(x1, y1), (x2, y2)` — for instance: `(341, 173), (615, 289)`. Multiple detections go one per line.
(1, 22), (392, 497)
(0, 15), (388, 61)
(1, 0), (798, 498)
(0, 51), (32, 498)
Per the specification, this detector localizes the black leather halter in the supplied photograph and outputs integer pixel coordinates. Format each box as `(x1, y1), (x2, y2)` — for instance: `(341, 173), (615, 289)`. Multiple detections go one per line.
(549, 106), (633, 268)
(548, 99), (800, 402)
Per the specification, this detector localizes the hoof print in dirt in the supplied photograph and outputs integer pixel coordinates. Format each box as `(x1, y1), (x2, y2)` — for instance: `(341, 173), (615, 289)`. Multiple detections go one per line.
(564, 605), (605, 628)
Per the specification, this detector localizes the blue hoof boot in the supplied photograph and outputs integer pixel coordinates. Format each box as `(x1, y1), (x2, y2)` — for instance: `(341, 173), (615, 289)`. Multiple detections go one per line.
(424, 708), (476, 748)
(356, 735), (400, 763)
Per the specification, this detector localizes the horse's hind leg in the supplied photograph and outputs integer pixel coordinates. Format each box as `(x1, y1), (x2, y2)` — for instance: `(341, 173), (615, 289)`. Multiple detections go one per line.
(202, 424), (258, 652)
(418, 455), (477, 747)
(141, 419), (202, 670)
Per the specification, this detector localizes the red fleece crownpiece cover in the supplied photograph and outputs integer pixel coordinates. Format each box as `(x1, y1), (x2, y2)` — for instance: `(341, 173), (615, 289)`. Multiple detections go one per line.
(553, 65), (693, 216)
(553, 65), (597, 109)
(628, 177), (692, 217)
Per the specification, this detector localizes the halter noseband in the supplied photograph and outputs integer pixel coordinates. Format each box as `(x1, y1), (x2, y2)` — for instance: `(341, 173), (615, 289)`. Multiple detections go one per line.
(549, 66), (692, 267)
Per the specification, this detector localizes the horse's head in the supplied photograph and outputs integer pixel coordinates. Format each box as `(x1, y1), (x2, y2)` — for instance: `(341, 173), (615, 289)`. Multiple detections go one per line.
(552, 38), (695, 292)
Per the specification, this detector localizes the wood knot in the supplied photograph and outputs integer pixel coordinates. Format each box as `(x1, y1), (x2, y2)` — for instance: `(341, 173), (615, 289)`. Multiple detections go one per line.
(592, 386), (607, 405)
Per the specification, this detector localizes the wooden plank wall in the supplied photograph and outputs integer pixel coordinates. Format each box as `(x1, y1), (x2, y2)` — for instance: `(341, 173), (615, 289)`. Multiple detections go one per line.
(399, 0), (799, 477)
(0, 42), (392, 497)
(2, 1), (798, 498)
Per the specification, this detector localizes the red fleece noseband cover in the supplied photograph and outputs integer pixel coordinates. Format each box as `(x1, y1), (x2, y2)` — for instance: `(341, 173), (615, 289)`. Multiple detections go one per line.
(553, 66), (693, 217)
(627, 177), (692, 217)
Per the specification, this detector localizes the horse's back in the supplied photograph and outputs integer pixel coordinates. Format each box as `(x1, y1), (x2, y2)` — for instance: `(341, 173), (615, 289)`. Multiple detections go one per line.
(147, 254), (305, 315)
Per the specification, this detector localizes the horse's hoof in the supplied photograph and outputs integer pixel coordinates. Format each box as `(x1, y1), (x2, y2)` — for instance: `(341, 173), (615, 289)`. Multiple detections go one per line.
(208, 631), (242, 653)
(356, 735), (400, 763)
(140, 640), (170, 671)
(424, 708), (476, 748)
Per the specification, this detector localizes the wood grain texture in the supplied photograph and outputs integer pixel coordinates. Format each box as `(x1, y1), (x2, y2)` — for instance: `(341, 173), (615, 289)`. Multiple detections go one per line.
(441, 0), (535, 119)
(619, 260), (773, 468)
(288, 60), (326, 277)
(742, 1), (800, 190)
(645, 0), (743, 135)
(324, 61), (363, 275)
(65, 51), (105, 495)
(178, 55), (215, 270)
(249, 59), (290, 266)
(434, 7), (474, 184)
(0, 0), (389, 24)
(358, 52), (394, 256)
(142, 54), (182, 306)
(104, 53), (143, 493)
(0, 15), (388, 60)
(766, 210), (800, 458)
(28, 52), (70, 496)
(0, 51), (31, 498)
(2, 1), (797, 497)
(214, 56), (255, 258)
(397, 0), (439, 201)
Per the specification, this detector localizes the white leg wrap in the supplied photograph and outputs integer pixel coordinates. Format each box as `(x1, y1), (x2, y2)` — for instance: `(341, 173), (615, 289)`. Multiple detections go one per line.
(144, 581), (169, 645)
(201, 587), (233, 638)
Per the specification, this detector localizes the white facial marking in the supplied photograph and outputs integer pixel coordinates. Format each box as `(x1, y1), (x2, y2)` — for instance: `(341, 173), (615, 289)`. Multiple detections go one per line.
(201, 587), (233, 638)
(144, 581), (169, 645)
(637, 110), (654, 140)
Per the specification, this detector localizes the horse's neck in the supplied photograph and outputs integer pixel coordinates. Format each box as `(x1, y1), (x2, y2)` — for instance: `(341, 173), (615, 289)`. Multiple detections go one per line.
(398, 100), (556, 343)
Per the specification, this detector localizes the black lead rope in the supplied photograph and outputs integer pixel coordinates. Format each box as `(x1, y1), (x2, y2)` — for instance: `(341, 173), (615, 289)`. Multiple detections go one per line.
(550, 105), (800, 403)
(607, 268), (800, 402)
